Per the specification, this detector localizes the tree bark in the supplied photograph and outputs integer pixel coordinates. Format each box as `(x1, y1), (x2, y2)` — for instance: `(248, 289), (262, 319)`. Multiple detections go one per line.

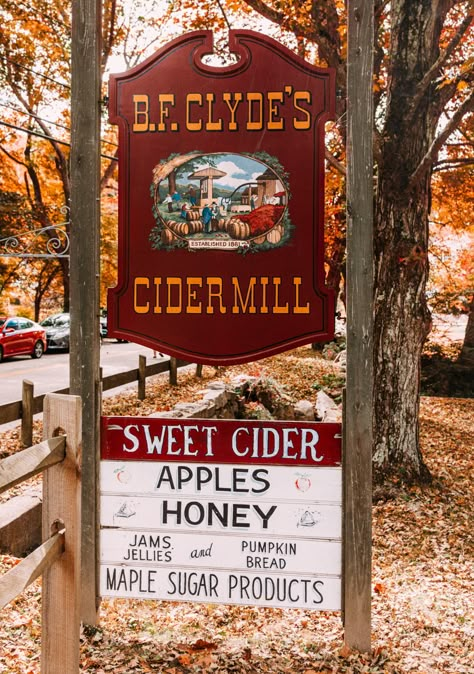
(374, 188), (432, 483)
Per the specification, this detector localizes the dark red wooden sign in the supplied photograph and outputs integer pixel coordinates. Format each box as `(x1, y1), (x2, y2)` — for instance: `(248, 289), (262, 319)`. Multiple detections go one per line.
(107, 30), (335, 364)
(101, 417), (342, 467)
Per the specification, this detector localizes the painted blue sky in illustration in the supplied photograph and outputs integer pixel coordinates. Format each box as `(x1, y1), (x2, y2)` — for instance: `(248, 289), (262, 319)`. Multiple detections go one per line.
(192, 153), (272, 191)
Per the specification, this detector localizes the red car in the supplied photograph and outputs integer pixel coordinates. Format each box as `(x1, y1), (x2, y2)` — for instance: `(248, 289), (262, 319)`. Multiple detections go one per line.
(0, 316), (47, 362)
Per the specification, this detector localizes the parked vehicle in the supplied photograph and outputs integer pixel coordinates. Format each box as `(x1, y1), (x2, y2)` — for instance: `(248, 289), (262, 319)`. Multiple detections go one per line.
(41, 312), (107, 349)
(40, 312), (70, 351)
(39, 312), (68, 328)
(0, 316), (47, 362)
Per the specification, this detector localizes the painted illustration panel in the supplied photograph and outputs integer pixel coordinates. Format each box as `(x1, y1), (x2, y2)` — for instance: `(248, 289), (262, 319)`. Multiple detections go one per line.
(150, 152), (290, 251)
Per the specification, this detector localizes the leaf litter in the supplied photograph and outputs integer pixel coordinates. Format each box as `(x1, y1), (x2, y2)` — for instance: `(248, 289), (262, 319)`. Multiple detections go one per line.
(0, 346), (473, 673)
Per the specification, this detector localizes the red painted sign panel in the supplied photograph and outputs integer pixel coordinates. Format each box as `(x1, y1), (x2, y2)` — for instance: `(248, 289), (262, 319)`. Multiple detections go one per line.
(107, 30), (335, 364)
(101, 417), (342, 467)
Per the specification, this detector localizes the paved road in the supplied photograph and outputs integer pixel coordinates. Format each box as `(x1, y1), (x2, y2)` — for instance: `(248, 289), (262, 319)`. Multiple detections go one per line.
(0, 339), (168, 406)
(0, 314), (466, 407)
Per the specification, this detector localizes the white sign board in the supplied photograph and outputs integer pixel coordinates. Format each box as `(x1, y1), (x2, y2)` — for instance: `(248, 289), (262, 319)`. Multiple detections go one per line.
(100, 417), (342, 610)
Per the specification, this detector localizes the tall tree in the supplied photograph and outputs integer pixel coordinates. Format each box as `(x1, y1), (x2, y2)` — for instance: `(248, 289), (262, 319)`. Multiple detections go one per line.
(175, 0), (473, 482)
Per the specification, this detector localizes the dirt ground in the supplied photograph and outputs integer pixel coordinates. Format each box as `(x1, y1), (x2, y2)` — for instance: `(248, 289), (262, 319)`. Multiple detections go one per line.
(0, 347), (473, 673)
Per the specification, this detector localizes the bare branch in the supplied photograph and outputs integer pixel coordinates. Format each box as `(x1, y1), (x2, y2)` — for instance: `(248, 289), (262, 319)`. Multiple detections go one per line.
(242, 0), (345, 75)
(100, 148), (119, 191)
(325, 148), (346, 175)
(216, 0), (232, 31)
(0, 143), (27, 167)
(433, 156), (474, 171)
(409, 89), (474, 186)
(409, 13), (473, 118)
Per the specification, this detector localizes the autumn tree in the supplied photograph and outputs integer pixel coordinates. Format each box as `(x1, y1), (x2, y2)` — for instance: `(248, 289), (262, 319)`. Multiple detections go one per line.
(430, 113), (474, 364)
(0, 0), (183, 316)
(172, 0), (473, 483)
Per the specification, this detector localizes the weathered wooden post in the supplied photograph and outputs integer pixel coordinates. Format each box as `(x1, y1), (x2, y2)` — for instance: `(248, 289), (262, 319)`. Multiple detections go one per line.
(21, 379), (34, 448)
(344, 0), (374, 652)
(138, 354), (146, 400)
(69, 0), (102, 624)
(41, 393), (82, 674)
(169, 356), (178, 386)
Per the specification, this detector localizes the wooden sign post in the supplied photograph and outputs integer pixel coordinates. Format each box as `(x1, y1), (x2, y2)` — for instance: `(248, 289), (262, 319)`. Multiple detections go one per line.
(70, 0), (102, 625)
(344, 0), (374, 651)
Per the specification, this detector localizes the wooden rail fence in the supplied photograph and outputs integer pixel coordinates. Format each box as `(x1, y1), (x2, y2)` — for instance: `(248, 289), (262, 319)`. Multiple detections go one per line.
(0, 355), (191, 447)
(0, 393), (82, 673)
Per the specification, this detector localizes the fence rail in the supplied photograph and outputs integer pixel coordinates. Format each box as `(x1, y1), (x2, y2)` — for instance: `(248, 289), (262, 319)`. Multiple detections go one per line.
(0, 356), (191, 445)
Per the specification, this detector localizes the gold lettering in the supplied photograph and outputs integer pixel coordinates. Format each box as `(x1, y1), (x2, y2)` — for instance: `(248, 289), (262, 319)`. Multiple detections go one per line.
(247, 93), (263, 131)
(293, 277), (310, 313)
(206, 277), (227, 314)
(293, 91), (311, 130)
(232, 277), (257, 313)
(158, 94), (175, 132)
(166, 277), (182, 314)
(133, 95), (149, 132)
(186, 93), (203, 131)
(272, 277), (289, 313)
(205, 93), (223, 131)
(186, 277), (202, 313)
(134, 277), (150, 313)
(153, 277), (162, 314)
(268, 92), (284, 130)
(260, 277), (269, 314)
(132, 275), (312, 316)
(223, 92), (243, 131)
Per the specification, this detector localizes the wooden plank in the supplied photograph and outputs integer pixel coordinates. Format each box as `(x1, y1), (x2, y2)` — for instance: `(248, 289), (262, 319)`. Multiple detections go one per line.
(0, 531), (64, 610)
(0, 436), (65, 494)
(344, 0), (374, 653)
(100, 528), (342, 575)
(101, 462), (343, 501)
(33, 388), (69, 415)
(101, 360), (171, 393)
(100, 566), (341, 610)
(0, 400), (22, 425)
(102, 369), (139, 391)
(145, 360), (174, 377)
(41, 393), (82, 674)
(21, 379), (34, 448)
(101, 495), (342, 538)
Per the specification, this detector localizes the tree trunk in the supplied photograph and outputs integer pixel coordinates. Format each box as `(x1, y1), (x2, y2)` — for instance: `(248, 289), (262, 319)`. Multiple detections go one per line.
(61, 257), (70, 311)
(459, 295), (474, 366)
(372, 0), (451, 484)
(374, 188), (432, 483)
(168, 170), (177, 195)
